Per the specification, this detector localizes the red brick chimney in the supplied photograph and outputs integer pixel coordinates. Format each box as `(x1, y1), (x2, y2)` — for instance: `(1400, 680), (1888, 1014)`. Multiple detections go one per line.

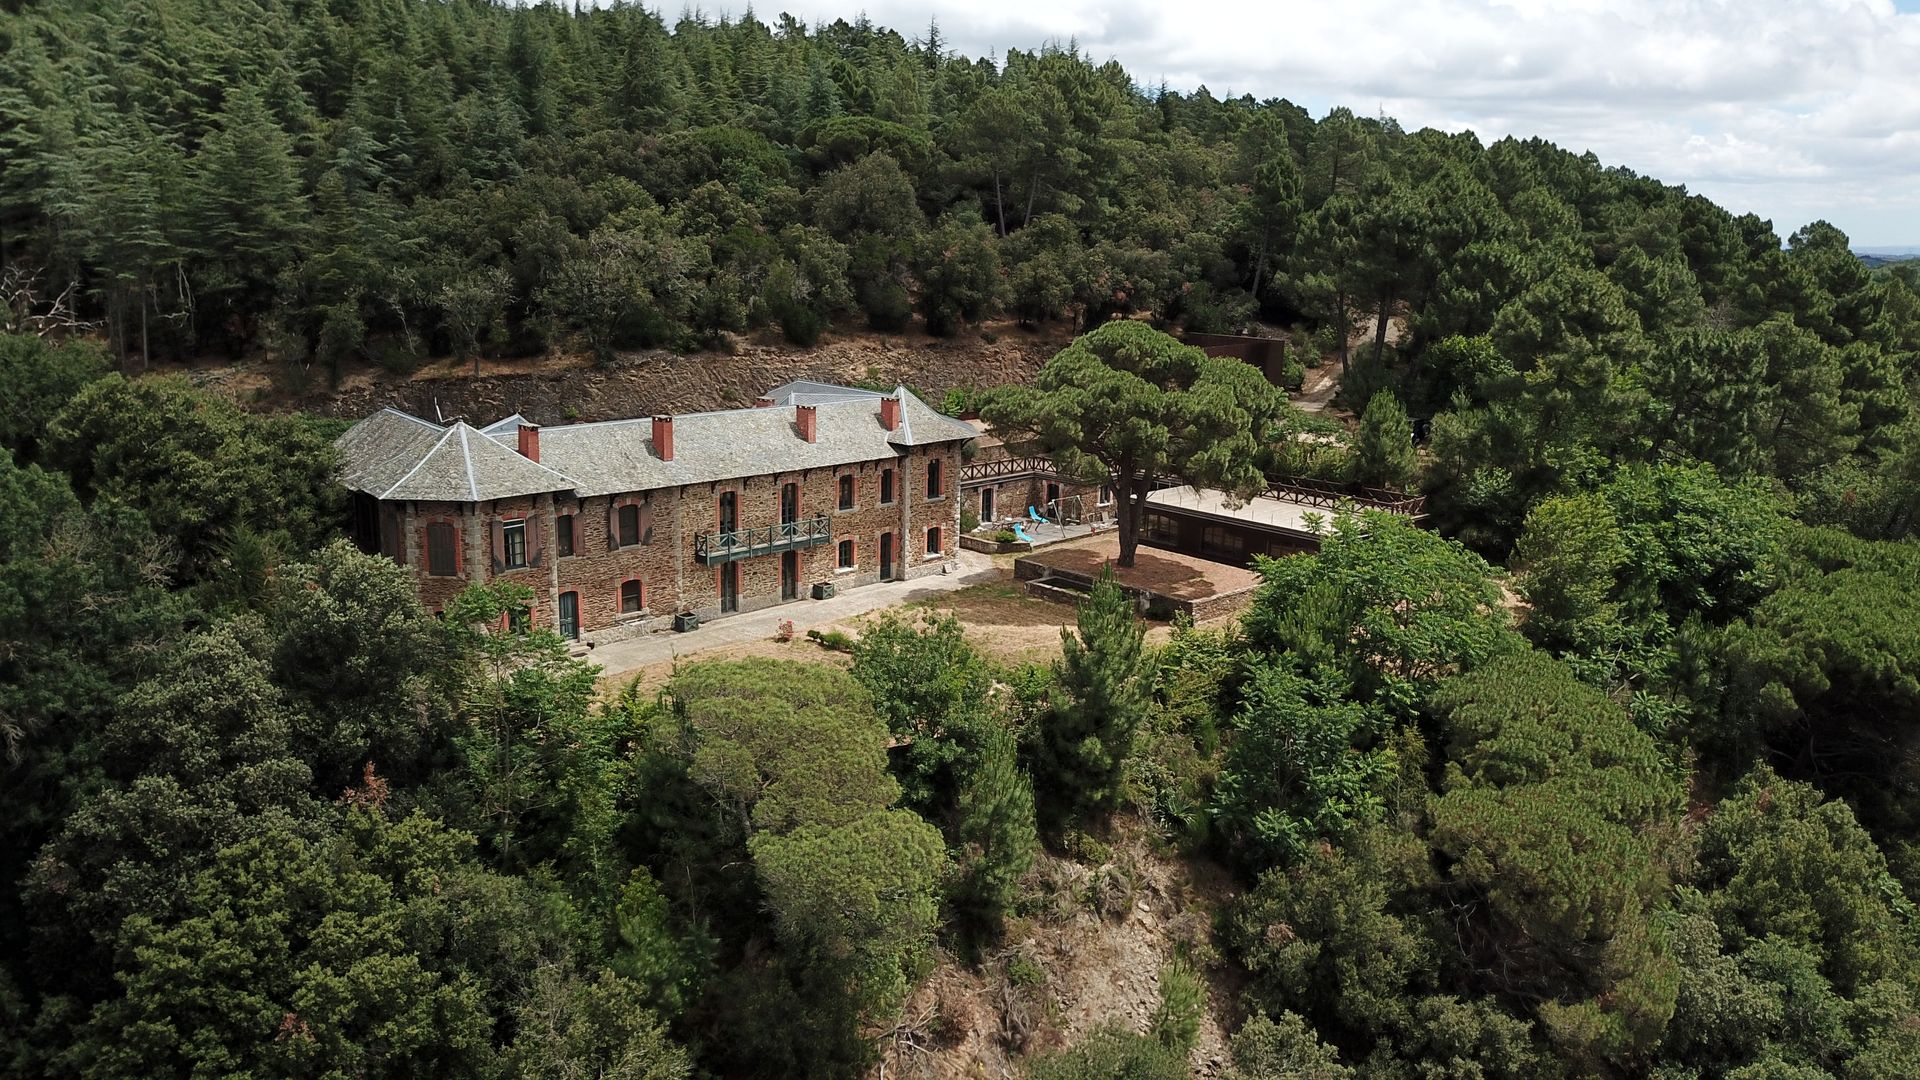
(880, 396), (901, 432)
(796, 404), (817, 443)
(651, 415), (674, 461)
(516, 423), (540, 462)
(755, 396), (776, 408)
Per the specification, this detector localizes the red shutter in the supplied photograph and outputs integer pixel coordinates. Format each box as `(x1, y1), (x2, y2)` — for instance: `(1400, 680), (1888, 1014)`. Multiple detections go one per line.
(490, 519), (506, 573)
(529, 512), (545, 567)
(607, 500), (618, 551)
(638, 503), (653, 545)
(573, 514), (584, 554)
(419, 527), (429, 573)
(453, 525), (465, 576)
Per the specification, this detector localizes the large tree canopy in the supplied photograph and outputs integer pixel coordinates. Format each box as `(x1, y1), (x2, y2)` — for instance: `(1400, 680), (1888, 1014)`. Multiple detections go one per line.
(980, 320), (1290, 566)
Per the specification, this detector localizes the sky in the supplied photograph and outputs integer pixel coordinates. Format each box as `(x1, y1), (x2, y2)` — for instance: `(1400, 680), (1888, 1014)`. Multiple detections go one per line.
(731, 0), (1920, 247)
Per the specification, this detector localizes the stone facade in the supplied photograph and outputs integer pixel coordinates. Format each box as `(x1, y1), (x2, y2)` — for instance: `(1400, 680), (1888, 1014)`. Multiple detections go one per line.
(372, 446), (961, 642)
(958, 421), (1110, 530)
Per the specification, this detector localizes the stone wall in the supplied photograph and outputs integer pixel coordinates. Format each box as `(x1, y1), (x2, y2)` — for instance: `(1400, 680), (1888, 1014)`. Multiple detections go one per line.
(372, 443), (962, 640)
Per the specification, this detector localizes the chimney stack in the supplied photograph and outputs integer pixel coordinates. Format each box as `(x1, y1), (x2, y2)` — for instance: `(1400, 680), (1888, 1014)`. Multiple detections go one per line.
(879, 396), (901, 432)
(516, 423), (540, 462)
(755, 396), (776, 408)
(651, 415), (674, 461)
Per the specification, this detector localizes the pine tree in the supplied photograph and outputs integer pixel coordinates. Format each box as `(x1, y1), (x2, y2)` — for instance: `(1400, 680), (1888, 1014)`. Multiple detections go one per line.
(1041, 570), (1148, 825)
(953, 718), (1036, 929)
(189, 85), (306, 350)
(1351, 391), (1417, 489)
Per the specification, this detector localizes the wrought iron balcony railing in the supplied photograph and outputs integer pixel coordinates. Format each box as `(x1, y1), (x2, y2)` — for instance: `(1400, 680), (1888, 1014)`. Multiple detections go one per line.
(693, 513), (833, 565)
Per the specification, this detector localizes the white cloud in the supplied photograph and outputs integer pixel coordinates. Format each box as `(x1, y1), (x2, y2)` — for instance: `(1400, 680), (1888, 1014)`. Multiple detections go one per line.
(744, 0), (1920, 243)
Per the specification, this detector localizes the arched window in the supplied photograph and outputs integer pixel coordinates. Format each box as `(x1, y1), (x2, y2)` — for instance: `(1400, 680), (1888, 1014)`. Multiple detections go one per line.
(838, 474), (855, 510)
(620, 579), (644, 614)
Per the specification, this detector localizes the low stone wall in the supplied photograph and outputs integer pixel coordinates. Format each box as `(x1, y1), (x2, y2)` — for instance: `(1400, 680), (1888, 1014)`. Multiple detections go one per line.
(1015, 556), (1259, 622)
(961, 533), (1030, 555)
(1185, 583), (1260, 622)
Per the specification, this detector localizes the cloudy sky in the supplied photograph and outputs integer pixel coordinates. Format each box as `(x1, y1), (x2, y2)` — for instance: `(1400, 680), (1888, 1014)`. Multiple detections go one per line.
(751, 0), (1920, 246)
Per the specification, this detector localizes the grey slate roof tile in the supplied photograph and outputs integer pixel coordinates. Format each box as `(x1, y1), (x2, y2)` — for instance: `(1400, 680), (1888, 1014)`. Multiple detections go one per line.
(335, 384), (976, 502)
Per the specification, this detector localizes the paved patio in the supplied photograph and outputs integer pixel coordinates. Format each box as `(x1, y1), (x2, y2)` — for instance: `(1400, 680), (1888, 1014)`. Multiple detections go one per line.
(583, 549), (1001, 678)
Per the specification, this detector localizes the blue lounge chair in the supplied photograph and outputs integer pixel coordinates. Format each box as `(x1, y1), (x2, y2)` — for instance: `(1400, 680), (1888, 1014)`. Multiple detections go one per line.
(1012, 522), (1035, 544)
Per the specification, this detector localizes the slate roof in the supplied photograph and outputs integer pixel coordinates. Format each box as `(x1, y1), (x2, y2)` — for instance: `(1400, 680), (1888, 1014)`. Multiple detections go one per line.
(335, 384), (976, 503)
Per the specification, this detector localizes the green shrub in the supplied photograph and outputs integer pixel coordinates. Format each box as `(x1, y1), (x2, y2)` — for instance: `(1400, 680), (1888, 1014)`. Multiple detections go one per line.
(1006, 952), (1046, 989)
(805, 628), (855, 652)
(1149, 958), (1204, 1052)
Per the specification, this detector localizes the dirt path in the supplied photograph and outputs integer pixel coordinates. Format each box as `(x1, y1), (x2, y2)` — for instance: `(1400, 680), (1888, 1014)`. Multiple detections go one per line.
(1296, 309), (1409, 418)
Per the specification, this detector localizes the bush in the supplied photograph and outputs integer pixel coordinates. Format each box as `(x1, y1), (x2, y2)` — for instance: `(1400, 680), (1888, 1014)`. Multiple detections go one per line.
(1028, 1027), (1188, 1080)
(1149, 958), (1204, 1052)
(806, 628), (855, 652)
(1006, 952), (1046, 989)
(961, 505), (980, 532)
(859, 279), (912, 332)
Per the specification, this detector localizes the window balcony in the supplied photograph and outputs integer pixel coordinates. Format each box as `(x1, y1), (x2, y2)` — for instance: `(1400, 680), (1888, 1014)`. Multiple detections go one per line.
(694, 514), (833, 565)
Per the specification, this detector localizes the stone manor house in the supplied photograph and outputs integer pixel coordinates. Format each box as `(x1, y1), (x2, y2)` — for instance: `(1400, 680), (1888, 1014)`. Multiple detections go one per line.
(336, 381), (971, 641)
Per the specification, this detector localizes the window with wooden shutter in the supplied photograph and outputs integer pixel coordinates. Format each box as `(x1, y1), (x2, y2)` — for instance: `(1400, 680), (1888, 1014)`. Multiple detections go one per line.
(557, 514), (575, 557)
(880, 468), (895, 505)
(501, 519), (528, 569)
(838, 474), (854, 510)
(618, 504), (641, 547)
(427, 522), (457, 576)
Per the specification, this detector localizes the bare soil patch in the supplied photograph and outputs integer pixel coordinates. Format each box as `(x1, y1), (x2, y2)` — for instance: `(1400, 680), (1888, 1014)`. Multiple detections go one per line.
(872, 816), (1244, 1079)
(230, 319), (1079, 423)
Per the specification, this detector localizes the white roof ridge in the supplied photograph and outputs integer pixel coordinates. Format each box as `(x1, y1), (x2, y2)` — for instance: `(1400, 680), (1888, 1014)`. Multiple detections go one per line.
(458, 425), (480, 501)
(376, 425), (459, 500)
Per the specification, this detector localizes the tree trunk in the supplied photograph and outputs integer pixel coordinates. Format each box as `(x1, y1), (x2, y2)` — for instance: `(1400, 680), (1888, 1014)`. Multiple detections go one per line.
(1372, 293), (1390, 367)
(1335, 292), (1351, 372)
(992, 171), (1007, 238)
(1251, 237), (1269, 299)
(1115, 474), (1139, 568)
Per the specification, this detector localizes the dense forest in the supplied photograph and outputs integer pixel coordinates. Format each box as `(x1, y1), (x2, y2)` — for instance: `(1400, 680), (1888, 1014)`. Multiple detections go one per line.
(6, 1), (1920, 1078)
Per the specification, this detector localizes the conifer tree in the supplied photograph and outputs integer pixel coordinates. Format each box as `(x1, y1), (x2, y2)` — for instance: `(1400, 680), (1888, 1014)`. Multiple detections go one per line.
(953, 718), (1036, 929)
(1041, 570), (1148, 825)
(1350, 390), (1417, 489)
